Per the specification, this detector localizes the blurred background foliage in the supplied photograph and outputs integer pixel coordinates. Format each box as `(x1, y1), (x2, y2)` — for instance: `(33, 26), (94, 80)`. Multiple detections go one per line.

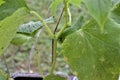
(0, 0), (81, 75)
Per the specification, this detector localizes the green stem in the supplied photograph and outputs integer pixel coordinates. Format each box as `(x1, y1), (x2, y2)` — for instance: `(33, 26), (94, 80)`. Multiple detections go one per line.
(56, 0), (71, 39)
(37, 52), (44, 78)
(30, 11), (54, 39)
(50, 37), (57, 74)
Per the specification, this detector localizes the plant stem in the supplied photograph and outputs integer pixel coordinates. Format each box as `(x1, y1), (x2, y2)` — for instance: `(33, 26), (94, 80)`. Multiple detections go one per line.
(56, 0), (71, 39)
(30, 11), (54, 39)
(50, 37), (57, 74)
(51, 7), (64, 64)
(54, 7), (64, 34)
(35, 30), (44, 77)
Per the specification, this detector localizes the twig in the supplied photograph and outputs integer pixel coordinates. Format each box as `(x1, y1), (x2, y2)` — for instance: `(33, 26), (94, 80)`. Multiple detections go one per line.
(52, 7), (64, 64)
(54, 8), (64, 34)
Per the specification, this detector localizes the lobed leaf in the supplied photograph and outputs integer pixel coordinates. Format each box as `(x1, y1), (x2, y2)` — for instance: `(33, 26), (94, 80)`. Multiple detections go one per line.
(83, 0), (112, 31)
(62, 19), (120, 80)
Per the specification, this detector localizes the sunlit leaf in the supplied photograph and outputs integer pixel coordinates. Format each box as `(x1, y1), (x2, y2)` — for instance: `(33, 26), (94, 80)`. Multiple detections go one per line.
(62, 19), (120, 80)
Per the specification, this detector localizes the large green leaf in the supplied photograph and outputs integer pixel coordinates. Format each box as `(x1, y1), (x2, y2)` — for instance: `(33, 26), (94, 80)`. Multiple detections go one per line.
(0, 8), (29, 57)
(110, 2), (120, 24)
(44, 74), (66, 80)
(62, 19), (120, 80)
(0, 0), (28, 21)
(83, 0), (112, 31)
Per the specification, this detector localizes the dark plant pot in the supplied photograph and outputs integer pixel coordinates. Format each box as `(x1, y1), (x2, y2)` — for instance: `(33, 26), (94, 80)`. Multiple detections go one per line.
(11, 72), (43, 80)
(11, 72), (78, 80)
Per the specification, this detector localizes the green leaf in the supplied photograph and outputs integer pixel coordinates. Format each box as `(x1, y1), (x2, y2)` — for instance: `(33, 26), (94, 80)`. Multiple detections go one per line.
(0, 0), (5, 6)
(0, 7), (29, 57)
(44, 74), (66, 80)
(110, 2), (120, 24)
(58, 15), (84, 42)
(0, 0), (28, 21)
(69, 0), (82, 7)
(17, 16), (54, 35)
(11, 34), (32, 46)
(50, 0), (62, 14)
(83, 0), (112, 31)
(62, 19), (120, 80)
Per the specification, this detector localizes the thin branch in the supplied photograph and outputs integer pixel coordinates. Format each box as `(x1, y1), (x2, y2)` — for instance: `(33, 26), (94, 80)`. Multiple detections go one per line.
(54, 8), (64, 34)
(52, 7), (64, 64)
